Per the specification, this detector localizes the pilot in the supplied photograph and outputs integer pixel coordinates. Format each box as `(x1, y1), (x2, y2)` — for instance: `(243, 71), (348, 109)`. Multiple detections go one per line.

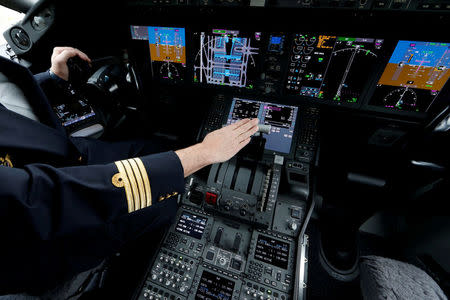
(0, 47), (259, 296)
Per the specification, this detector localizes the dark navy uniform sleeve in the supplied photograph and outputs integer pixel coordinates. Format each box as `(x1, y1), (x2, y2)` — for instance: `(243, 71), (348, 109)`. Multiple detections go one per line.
(0, 151), (184, 243)
(34, 71), (53, 85)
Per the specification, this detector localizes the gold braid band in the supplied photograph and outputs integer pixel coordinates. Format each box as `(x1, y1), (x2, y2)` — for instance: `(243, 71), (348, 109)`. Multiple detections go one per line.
(133, 158), (152, 208)
(121, 159), (141, 211)
(129, 158), (146, 210)
(113, 158), (153, 213)
(113, 161), (134, 213)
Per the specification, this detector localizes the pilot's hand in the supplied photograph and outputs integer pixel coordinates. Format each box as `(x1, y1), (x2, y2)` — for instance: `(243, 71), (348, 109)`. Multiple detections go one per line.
(175, 119), (259, 177)
(49, 47), (91, 81)
(201, 118), (259, 164)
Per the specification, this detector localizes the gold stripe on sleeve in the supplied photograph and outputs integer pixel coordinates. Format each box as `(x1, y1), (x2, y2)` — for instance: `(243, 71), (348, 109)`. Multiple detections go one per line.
(114, 161), (134, 213)
(133, 158), (152, 208)
(121, 159), (141, 211)
(129, 158), (146, 210)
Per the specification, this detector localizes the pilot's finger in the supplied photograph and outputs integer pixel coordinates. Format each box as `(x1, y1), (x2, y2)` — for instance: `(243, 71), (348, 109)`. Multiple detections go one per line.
(52, 47), (66, 56)
(55, 49), (79, 64)
(238, 124), (258, 142)
(239, 137), (251, 145)
(236, 118), (259, 135)
(53, 47), (91, 63)
(73, 49), (92, 63)
(53, 46), (75, 56)
(230, 118), (251, 130)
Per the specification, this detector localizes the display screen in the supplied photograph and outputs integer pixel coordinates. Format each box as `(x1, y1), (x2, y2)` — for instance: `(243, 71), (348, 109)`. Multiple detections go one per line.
(254, 235), (290, 270)
(193, 29), (262, 89)
(175, 212), (208, 240)
(267, 34), (285, 54)
(370, 40), (450, 112)
(195, 271), (235, 300)
(53, 99), (96, 127)
(226, 98), (298, 154)
(286, 34), (384, 104)
(130, 25), (187, 81)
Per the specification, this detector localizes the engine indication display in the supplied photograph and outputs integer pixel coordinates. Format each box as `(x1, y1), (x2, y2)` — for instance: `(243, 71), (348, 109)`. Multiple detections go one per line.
(227, 98), (298, 154)
(175, 212), (208, 240)
(286, 33), (384, 104)
(254, 234), (289, 270)
(193, 29), (262, 89)
(195, 271), (235, 300)
(370, 40), (450, 112)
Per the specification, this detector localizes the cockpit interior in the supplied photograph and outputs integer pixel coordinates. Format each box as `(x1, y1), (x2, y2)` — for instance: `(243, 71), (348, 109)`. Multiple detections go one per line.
(0, 0), (449, 299)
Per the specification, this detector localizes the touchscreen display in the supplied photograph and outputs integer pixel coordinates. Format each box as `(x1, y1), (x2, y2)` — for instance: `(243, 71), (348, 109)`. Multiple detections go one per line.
(370, 40), (450, 112)
(193, 29), (262, 89)
(226, 98), (298, 154)
(286, 34), (384, 104)
(130, 25), (187, 82)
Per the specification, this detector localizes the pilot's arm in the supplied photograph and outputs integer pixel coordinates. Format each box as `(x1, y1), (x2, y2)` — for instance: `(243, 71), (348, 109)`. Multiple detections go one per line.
(0, 118), (258, 243)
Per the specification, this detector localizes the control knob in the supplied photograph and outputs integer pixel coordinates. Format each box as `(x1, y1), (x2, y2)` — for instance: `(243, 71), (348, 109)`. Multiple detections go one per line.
(224, 201), (232, 211)
(219, 257), (227, 266)
(288, 220), (298, 231)
(240, 204), (248, 216)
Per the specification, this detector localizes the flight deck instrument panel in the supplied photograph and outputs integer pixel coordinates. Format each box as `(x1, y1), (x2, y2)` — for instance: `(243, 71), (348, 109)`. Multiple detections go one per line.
(128, 24), (450, 117)
(369, 40), (450, 112)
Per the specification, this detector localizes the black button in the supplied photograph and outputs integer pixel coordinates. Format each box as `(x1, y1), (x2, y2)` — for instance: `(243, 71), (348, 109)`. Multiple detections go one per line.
(206, 251), (214, 260)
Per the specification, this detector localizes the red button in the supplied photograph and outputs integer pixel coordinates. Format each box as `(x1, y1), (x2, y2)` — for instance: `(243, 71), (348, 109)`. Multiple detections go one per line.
(205, 192), (218, 206)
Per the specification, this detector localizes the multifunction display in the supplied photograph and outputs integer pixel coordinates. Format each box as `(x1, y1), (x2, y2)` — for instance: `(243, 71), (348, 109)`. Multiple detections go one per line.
(53, 99), (96, 128)
(195, 271), (235, 300)
(370, 40), (450, 112)
(175, 212), (208, 240)
(227, 98), (298, 154)
(286, 34), (384, 104)
(130, 25), (187, 82)
(193, 29), (262, 89)
(254, 235), (290, 270)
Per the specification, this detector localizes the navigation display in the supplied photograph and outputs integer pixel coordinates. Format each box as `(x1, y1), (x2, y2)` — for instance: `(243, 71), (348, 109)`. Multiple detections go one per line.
(175, 212), (208, 240)
(193, 29), (262, 89)
(370, 40), (450, 112)
(195, 271), (235, 300)
(227, 98), (298, 154)
(254, 235), (289, 270)
(130, 25), (187, 82)
(286, 34), (384, 104)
